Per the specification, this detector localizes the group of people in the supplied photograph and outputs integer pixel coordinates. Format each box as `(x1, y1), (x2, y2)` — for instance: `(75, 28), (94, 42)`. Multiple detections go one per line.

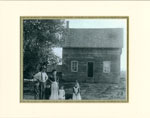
(33, 65), (82, 100)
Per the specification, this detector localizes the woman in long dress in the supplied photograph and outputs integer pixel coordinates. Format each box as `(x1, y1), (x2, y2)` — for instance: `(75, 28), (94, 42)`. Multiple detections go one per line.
(49, 69), (59, 100)
(72, 81), (82, 100)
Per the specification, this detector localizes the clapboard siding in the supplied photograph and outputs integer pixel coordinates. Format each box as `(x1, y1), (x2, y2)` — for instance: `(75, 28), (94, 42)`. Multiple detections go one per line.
(62, 48), (121, 83)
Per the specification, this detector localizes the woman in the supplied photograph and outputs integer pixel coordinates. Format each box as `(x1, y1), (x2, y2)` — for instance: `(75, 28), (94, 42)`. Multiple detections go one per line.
(49, 69), (59, 100)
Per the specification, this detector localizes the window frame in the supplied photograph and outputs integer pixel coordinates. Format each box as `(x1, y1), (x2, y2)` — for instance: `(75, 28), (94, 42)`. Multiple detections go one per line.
(103, 61), (111, 73)
(71, 61), (78, 72)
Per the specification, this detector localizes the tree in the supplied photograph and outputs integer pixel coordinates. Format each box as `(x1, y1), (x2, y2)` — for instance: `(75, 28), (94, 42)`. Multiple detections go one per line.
(23, 19), (65, 78)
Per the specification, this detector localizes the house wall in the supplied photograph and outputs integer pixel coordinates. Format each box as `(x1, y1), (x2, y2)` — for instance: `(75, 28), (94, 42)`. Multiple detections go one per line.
(47, 65), (62, 72)
(62, 48), (122, 83)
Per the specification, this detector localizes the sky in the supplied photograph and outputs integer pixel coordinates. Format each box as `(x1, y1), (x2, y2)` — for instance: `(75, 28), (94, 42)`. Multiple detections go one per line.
(53, 19), (127, 71)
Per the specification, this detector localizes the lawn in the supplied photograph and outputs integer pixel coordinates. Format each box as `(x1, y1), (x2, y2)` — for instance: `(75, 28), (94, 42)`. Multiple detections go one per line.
(23, 77), (126, 100)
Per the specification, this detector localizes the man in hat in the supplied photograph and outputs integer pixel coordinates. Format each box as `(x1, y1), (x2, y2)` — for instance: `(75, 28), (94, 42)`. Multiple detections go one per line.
(34, 65), (48, 99)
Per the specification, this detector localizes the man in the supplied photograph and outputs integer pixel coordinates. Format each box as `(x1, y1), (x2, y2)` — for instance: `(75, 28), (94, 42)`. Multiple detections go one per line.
(34, 65), (48, 99)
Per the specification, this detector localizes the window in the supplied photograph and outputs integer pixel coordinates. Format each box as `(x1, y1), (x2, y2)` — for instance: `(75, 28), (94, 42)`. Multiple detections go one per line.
(103, 61), (111, 73)
(71, 61), (78, 72)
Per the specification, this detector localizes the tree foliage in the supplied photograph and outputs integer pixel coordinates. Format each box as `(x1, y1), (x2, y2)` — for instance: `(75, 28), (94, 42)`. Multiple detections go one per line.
(23, 19), (65, 78)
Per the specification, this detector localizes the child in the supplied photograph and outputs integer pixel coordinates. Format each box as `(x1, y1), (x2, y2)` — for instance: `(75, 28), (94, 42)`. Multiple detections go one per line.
(58, 86), (65, 100)
(75, 80), (80, 88)
(45, 81), (51, 99)
(72, 82), (82, 100)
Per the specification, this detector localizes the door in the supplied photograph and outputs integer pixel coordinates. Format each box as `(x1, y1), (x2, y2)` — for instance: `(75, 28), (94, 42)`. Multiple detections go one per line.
(88, 62), (94, 77)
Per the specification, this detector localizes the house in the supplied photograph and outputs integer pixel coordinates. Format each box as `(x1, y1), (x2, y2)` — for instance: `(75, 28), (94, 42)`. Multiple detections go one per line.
(61, 23), (123, 83)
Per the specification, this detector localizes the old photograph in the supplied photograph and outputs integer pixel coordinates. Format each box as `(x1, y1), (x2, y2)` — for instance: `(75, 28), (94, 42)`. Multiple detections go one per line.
(21, 17), (128, 102)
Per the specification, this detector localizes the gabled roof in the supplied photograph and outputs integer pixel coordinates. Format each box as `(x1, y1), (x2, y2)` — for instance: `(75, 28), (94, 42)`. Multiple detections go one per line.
(63, 28), (123, 48)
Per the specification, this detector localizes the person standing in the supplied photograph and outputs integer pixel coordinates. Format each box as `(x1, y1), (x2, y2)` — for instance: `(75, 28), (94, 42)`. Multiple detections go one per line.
(75, 80), (80, 88)
(58, 86), (65, 100)
(45, 78), (51, 99)
(34, 65), (48, 99)
(49, 69), (59, 100)
(72, 82), (82, 100)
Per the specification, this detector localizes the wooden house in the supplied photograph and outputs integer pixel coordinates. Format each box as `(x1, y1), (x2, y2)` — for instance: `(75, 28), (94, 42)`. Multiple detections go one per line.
(62, 24), (123, 83)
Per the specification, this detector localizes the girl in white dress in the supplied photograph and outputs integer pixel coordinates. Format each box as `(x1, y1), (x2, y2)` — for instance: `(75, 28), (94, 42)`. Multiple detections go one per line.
(49, 69), (59, 100)
(72, 82), (82, 100)
(58, 86), (65, 100)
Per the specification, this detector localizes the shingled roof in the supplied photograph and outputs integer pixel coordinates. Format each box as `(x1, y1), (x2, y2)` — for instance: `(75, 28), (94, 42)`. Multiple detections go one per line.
(63, 28), (123, 48)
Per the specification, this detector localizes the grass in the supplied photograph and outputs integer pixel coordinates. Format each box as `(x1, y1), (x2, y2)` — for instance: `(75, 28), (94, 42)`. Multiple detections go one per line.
(23, 77), (126, 100)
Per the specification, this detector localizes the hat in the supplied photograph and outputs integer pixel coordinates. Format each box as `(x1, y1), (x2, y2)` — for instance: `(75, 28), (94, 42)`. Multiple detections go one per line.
(39, 65), (46, 71)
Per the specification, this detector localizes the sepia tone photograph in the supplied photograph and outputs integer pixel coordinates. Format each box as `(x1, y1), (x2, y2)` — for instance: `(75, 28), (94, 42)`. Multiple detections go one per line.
(20, 17), (128, 102)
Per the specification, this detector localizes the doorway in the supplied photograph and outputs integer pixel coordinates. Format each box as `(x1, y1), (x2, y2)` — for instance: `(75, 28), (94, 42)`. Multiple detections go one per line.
(88, 62), (94, 77)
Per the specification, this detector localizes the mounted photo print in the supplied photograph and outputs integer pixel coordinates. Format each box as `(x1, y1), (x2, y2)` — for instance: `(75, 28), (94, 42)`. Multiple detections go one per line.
(20, 16), (129, 103)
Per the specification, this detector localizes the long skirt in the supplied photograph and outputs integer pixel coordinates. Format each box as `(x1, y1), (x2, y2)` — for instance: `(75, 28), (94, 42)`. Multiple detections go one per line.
(73, 93), (82, 100)
(49, 82), (59, 100)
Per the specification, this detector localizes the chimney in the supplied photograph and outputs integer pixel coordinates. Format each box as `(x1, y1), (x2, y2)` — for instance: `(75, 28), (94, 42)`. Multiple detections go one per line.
(66, 21), (69, 29)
